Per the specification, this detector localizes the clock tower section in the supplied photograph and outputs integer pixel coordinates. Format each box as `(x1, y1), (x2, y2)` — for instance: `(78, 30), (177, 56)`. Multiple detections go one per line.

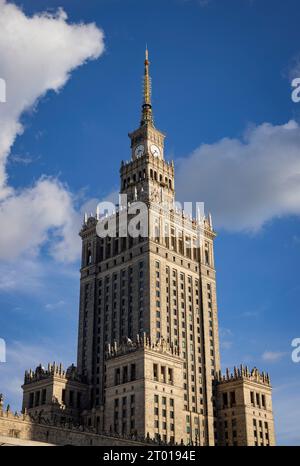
(120, 48), (175, 206)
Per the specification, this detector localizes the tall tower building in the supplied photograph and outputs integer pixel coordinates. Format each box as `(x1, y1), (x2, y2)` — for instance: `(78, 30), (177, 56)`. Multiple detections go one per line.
(76, 49), (220, 445)
(21, 50), (275, 446)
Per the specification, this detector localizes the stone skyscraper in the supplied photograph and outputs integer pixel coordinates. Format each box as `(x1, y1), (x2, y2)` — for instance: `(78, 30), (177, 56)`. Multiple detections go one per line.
(18, 50), (275, 446)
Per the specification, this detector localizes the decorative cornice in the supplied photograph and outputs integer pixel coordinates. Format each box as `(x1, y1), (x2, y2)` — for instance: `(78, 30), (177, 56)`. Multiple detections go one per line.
(23, 363), (83, 385)
(216, 365), (271, 386)
(105, 334), (181, 360)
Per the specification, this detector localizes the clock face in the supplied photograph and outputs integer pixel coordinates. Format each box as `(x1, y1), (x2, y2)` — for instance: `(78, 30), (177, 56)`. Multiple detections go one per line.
(150, 144), (160, 157)
(134, 144), (145, 158)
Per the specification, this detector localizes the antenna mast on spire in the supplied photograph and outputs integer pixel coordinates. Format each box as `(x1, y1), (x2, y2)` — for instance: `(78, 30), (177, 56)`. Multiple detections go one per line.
(141, 46), (154, 126)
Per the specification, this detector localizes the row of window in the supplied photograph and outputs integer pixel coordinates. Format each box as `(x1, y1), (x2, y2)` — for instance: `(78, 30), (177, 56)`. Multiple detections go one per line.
(114, 364), (136, 385)
(222, 391), (236, 409)
(250, 391), (267, 409)
(84, 234), (146, 267)
(84, 228), (213, 271)
(153, 364), (174, 384)
(122, 170), (173, 190)
(27, 388), (82, 409)
(253, 419), (270, 446)
(113, 394), (136, 435)
(153, 395), (175, 435)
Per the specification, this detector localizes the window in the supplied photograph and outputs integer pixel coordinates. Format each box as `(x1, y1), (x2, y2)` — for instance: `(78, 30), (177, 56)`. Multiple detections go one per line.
(41, 389), (46, 405)
(122, 366), (128, 384)
(256, 392), (260, 407)
(34, 391), (40, 406)
(168, 368), (174, 384)
(205, 249), (209, 265)
(230, 391), (236, 407)
(130, 364), (136, 381)
(153, 364), (158, 381)
(115, 368), (120, 385)
(223, 392), (228, 408)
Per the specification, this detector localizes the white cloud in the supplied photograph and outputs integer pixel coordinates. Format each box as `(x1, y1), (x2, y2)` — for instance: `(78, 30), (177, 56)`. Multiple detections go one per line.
(0, 254), (78, 295)
(221, 340), (233, 350)
(262, 351), (286, 362)
(176, 120), (300, 232)
(45, 300), (65, 310)
(9, 153), (36, 165)
(219, 327), (233, 350)
(0, 0), (104, 262)
(0, 257), (43, 291)
(0, 177), (81, 261)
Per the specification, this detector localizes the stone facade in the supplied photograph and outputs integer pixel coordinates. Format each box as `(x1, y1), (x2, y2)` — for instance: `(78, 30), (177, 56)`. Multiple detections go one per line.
(15, 49), (276, 446)
(216, 367), (275, 446)
(104, 335), (185, 444)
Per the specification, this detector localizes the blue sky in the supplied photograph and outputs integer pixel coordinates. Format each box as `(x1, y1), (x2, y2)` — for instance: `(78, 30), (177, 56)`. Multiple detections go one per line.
(0, 0), (300, 445)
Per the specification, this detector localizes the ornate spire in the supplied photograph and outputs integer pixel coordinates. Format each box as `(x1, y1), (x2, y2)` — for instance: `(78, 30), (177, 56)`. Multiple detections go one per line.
(141, 46), (154, 126)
